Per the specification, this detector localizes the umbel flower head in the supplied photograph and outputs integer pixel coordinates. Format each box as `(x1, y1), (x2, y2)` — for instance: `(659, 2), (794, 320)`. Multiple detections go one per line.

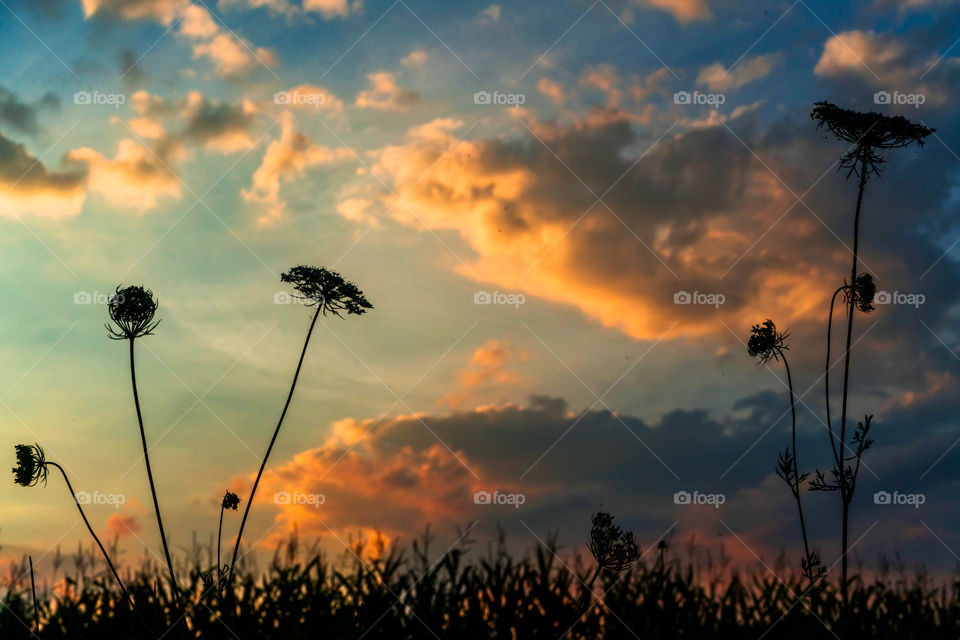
(810, 101), (934, 179)
(845, 272), (877, 314)
(747, 319), (789, 364)
(221, 491), (240, 511)
(588, 512), (640, 572)
(280, 266), (373, 317)
(106, 285), (160, 340)
(12, 444), (47, 487)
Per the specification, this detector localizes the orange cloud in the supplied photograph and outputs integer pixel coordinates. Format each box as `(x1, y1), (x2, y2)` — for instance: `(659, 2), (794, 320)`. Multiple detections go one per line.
(441, 339), (528, 407)
(67, 138), (181, 211)
(106, 513), (142, 540)
(355, 72), (420, 111)
(0, 134), (87, 218)
(243, 112), (353, 224)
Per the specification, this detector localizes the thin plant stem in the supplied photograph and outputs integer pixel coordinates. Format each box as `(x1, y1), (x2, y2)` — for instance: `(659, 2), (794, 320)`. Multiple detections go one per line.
(127, 337), (180, 607)
(46, 462), (129, 602)
(782, 355), (812, 562)
(229, 306), (321, 581)
(217, 504), (225, 587)
(825, 286), (845, 469)
(837, 154), (869, 615)
(29, 555), (38, 634)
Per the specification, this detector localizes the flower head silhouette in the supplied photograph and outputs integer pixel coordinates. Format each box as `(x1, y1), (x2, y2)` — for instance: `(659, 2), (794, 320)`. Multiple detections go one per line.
(810, 101), (934, 179)
(587, 512), (639, 572)
(13, 444), (47, 487)
(221, 491), (240, 511)
(747, 319), (789, 364)
(106, 285), (160, 340)
(845, 273), (876, 314)
(280, 266), (373, 317)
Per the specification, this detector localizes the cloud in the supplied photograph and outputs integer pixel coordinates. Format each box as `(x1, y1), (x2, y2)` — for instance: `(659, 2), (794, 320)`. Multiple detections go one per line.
(66, 138), (181, 211)
(243, 112), (353, 225)
(401, 50), (428, 68)
(172, 4), (277, 77)
(637, 0), (711, 23)
(303, 0), (362, 18)
(106, 513), (142, 539)
(697, 54), (777, 92)
(80, 0), (190, 23)
(0, 132), (87, 218)
(813, 29), (959, 103)
(275, 85), (344, 114)
(441, 339), (528, 407)
(355, 72), (420, 111)
(479, 4), (500, 21)
(537, 78), (566, 105)
(178, 3), (219, 38)
(0, 87), (59, 137)
(179, 91), (258, 153)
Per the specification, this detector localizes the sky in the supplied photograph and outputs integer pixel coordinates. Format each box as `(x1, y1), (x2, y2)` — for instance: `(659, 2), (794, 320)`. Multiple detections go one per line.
(0, 0), (959, 579)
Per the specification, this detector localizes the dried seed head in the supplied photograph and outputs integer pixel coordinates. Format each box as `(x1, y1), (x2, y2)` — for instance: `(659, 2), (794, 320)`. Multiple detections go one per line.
(106, 285), (160, 340)
(280, 266), (373, 317)
(12, 444), (47, 487)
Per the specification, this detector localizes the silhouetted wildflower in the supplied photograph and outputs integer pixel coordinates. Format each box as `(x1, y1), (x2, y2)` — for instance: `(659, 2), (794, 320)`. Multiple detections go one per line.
(222, 491), (240, 511)
(747, 319), (789, 364)
(280, 266), (373, 317)
(106, 286), (160, 340)
(811, 101), (934, 179)
(845, 273), (876, 314)
(588, 512), (639, 572)
(12, 444), (47, 487)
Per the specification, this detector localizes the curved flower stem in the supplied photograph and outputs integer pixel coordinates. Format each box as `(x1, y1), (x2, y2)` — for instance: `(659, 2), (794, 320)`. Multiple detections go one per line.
(46, 462), (129, 602)
(837, 154), (869, 616)
(217, 504), (225, 588)
(782, 355), (813, 567)
(229, 306), (321, 581)
(128, 337), (180, 608)
(824, 286), (845, 470)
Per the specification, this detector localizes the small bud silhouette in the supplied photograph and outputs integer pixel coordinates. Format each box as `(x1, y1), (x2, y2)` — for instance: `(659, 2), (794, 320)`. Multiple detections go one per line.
(221, 491), (240, 511)
(846, 273), (876, 314)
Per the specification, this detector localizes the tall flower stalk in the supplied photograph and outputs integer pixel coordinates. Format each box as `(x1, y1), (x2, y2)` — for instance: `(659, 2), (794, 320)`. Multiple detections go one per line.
(218, 491), (239, 586)
(747, 320), (822, 586)
(12, 444), (129, 603)
(809, 102), (933, 616)
(228, 266), (372, 581)
(107, 285), (180, 606)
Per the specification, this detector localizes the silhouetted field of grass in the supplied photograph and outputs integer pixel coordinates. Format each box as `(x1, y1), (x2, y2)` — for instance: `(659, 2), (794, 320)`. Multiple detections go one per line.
(2, 533), (958, 639)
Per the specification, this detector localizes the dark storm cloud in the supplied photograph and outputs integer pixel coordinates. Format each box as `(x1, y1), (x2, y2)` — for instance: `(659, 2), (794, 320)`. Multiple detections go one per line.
(0, 87), (60, 137)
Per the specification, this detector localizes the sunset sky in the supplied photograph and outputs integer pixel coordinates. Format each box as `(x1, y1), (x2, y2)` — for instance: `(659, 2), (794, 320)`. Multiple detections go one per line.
(1, 0), (959, 576)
